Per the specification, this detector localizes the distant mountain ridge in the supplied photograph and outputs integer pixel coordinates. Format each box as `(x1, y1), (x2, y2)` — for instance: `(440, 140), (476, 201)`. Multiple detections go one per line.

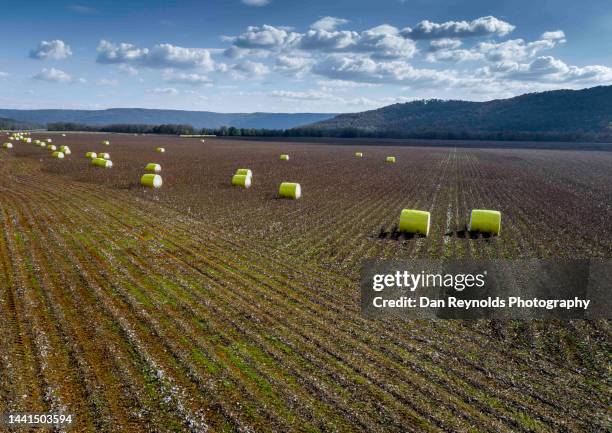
(305, 86), (612, 140)
(0, 108), (336, 130)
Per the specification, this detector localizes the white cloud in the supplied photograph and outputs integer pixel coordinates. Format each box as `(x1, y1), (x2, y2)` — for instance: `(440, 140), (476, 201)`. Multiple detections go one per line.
(401, 16), (515, 40)
(0, 72), (8, 79)
(312, 54), (455, 86)
(162, 70), (212, 85)
(232, 60), (270, 77)
(96, 40), (217, 70)
(541, 30), (566, 42)
(29, 40), (72, 60)
(242, 0), (269, 6)
(32, 67), (73, 83)
(311, 17), (349, 31)
(275, 55), (313, 75)
(476, 38), (559, 62)
(488, 56), (612, 84)
(299, 29), (359, 51)
(146, 87), (179, 95)
(233, 25), (300, 50)
(429, 39), (462, 51)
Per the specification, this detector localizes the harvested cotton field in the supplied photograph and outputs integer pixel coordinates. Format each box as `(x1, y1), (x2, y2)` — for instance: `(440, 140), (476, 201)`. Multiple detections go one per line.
(0, 133), (610, 432)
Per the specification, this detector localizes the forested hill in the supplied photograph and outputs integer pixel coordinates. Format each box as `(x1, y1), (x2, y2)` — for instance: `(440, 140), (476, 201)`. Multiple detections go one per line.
(304, 86), (612, 141)
(0, 108), (335, 130)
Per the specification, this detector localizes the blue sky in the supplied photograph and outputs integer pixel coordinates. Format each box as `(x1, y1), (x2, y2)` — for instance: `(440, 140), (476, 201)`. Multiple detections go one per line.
(1, 0), (611, 113)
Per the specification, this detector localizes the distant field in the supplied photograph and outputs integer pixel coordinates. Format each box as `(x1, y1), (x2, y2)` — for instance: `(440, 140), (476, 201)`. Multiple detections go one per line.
(0, 133), (610, 432)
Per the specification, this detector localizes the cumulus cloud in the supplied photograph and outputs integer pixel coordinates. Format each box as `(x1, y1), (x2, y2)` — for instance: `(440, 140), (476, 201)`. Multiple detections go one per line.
(487, 56), (612, 83)
(32, 67), (73, 83)
(232, 60), (270, 77)
(146, 87), (179, 95)
(162, 70), (212, 85)
(96, 40), (217, 70)
(241, 0), (269, 6)
(401, 16), (515, 40)
(476, 38), (560, 62)
(275, 55), (313, 75)
(311, 16), (349, 31)
(231, 24), (416, 59)
(233, 25), (301, 50)
(29, 40), (72, 60)
(541, 30), (566, 42)
(429, 39), (462, 51)
(312, 54), (455, 86)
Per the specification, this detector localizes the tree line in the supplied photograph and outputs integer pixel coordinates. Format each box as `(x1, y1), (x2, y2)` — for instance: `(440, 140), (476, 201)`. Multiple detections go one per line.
(46, 121), (612, 142)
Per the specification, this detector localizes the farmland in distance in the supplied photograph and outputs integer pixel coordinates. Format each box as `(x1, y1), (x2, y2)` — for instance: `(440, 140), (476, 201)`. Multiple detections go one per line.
(0, 133), (610, 432)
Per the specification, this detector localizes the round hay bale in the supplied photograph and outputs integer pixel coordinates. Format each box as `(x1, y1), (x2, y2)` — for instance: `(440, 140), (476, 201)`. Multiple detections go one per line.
(61, 133), (66, 137)
(92, 158), (112, 168)
(141, 174), (162, 188)
(52, 151), (65, 159)
(46, 138), (52, 143)
(232, 174), (252, 188)
(145, 163), (161, 173)
(399, 209), (430, 236)
(47, 144), (57, 151)
(39, 142), (47, 147)
(98, 152), (110, 160)
(156, 147), (165, 153)
(280, 154), (290, 161)
(355, 152), (363, 157)
(235, 168), (252, 177)
(386, 156), (396, 163)
(468, 209), (501, 235)
(3, 142), (13, 149)
(279, 182), (301, 199)
(102, 140), (110, 146)
(85, 151), (97, 159)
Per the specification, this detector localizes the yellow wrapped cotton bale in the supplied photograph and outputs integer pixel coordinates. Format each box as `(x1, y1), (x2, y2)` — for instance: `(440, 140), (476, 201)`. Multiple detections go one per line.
(102, 140), (110, 146)
(46, 138), (52, 143)
(61, 133), (66, 137)
(92, 158), (112, 168)
(85, 151), (97, 159)
(156, 147), (165, 153)
(98, 152), (110, 160)
(47, 144), (57, 151)
(39, 141), (47, 147)
(468, 209), (501, 235)
(3, 142), (13, 149)
(355, 152), (363, 157)
(59, 146), (71, 155)
(386, 156), (396, 163)
(52, 151), (65, 159)
(141, 174), (162, 188)
(279, 182), (301, 199)
(26, 138), (31, 143)
(145, 163), (161, 173)
(235, 168), (252, 177)
(398, 209), (431, 236)
(232, 174), (251, 188)
(280, 154), (290, 161)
